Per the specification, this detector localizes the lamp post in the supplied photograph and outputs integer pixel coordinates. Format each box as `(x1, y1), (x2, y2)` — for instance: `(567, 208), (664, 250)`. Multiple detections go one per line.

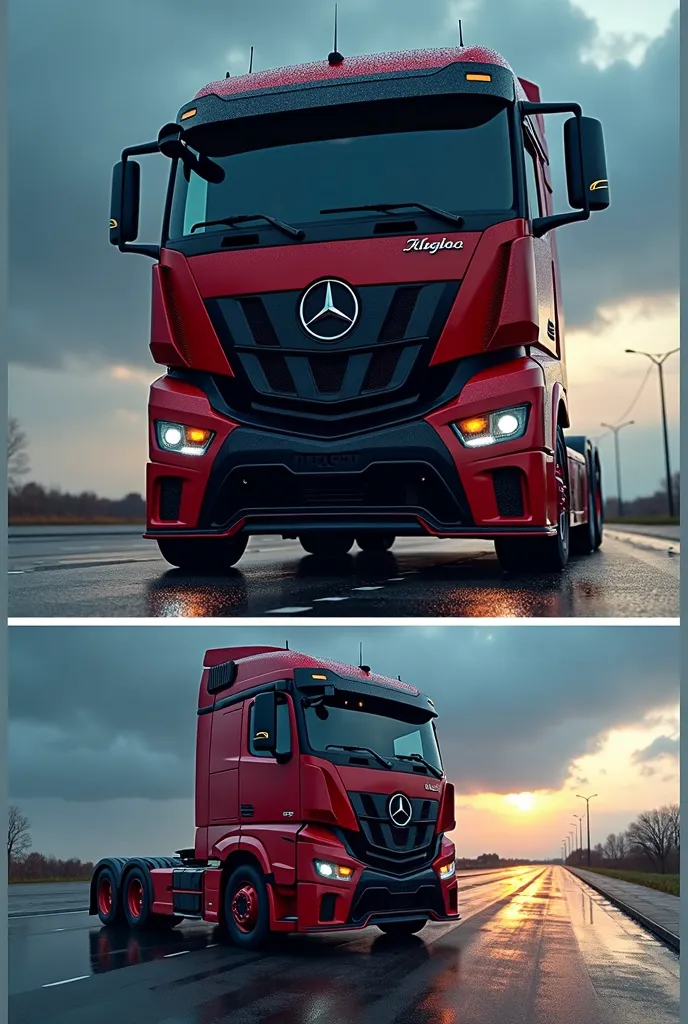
(625, 348), (679, 516)
(577, 794), (597, 866)
(570, 823), (580, 863)
(573, 814), (584, 863)
(600, 421), (634, 517)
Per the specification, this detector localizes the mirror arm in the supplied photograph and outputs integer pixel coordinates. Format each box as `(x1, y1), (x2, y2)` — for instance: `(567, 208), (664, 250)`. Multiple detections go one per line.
(532, 210), (589, 238)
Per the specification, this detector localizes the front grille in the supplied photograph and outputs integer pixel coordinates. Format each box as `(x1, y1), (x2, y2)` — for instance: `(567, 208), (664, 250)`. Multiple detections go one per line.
(344, 791), (440, 875)
(208, 463), (464, 529)
(351, 882), (444, 923)
(492, 467), (525, 517)
(205, 280), (459, 438)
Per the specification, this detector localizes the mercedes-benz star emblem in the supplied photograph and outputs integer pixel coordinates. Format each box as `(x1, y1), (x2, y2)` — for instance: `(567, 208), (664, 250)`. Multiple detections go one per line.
(298, 279), (360, 341)
(388, 793), (413, 828)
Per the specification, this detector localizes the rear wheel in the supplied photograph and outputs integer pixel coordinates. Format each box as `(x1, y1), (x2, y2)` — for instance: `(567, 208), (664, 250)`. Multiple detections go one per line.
(95, 866), (123, 926)
(224, 865), (271, 950)
(157, 534), (248, 572)
(495, 426), (570, 574)
(570, 458), (596, 556)
(377, 918), (428, 937)
(592, 455), (603, 550)
(299, 532), (355, 557)
(123, 867), (154, 930)
(356, 534), (395, 553)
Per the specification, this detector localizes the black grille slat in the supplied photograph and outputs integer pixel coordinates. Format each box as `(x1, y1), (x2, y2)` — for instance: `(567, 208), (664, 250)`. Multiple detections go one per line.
(493, 468), (525, 517)
(379, 286), (422, 342)
(362, 347), (402, 391)
(240, 297), (280, 346)
(255, 352), (296, 394)
(159, 477), (182, 521)
(309, 353), (349, 394)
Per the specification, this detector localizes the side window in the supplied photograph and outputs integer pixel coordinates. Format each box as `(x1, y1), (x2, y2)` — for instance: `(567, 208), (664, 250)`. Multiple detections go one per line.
(523, 140), (542, 220)
(248, 696), (291, 758)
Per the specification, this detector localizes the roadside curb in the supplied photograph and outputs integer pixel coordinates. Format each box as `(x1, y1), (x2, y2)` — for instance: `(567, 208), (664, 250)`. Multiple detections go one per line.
(567, 868), (679, 952)
(604, 528), (680, 555)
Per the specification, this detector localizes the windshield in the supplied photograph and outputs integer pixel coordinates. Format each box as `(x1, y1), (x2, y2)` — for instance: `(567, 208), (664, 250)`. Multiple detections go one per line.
(302, 691), (442, 773)
(168, 97), (515, 239)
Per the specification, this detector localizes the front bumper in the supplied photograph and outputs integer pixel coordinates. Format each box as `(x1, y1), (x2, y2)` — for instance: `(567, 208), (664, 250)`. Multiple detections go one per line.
(145, 365), (557, 539)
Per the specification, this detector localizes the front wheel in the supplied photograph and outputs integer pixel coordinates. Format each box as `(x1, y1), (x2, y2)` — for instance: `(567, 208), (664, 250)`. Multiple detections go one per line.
(356, 534), (395, 553)
(299, 532), (355, 557)
(224, 865), (271, 950)
(377, 918), (428, 938)
(495, 426), (570, 575)
(157, 534), (248, 572)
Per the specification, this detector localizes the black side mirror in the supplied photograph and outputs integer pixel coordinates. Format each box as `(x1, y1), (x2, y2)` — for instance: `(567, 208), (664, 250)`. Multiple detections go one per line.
(564, 116), (610, 212)
(157, 122), (225, 184)
(252, 692), (277, 754)
(110, 160), (141, 246)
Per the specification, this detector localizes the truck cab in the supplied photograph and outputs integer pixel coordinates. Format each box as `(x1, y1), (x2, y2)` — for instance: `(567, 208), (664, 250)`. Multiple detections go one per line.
(90, 646), (459, 948)
(111, 45), (609, 574)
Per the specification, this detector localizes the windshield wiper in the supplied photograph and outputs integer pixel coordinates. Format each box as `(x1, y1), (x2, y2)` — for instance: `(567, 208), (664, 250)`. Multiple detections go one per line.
(189, 213), (305, 240)
(393, 753), (443, 779)
(319, 202), (464, 228)
(326, 744), (393, 770)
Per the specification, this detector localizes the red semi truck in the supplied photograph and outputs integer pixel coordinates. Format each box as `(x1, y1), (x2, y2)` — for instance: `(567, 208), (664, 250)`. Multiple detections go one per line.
(90, 646), (459, 948)
(110, 43), (610, 574)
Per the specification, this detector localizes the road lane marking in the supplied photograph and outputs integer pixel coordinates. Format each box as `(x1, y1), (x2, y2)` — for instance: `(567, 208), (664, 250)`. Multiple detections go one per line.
(43, 976), (89, 987)
(352, 586), (384, 591)
(164, 950), (190, 958)
(313, 596), (350, 602)
(266, 606), (313, 614)
(9, 909), (89, 919)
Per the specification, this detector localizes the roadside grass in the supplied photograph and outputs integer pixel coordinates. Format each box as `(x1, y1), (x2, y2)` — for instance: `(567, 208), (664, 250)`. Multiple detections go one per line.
(605, 516), (679, 526)
(586, 868), (679, 896)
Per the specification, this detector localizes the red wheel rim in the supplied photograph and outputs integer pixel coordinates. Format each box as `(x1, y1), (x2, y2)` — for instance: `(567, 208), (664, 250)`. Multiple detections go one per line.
(555, 441), (569, 548)
(231, 883), (259, 933)
(97, 877), (113, 916)
(127, 878), (144, 919)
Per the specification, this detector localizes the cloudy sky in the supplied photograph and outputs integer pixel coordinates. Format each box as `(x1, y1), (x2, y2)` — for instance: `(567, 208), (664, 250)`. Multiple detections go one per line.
(9, 625), (678, 861)
(8, 0), (679, 501)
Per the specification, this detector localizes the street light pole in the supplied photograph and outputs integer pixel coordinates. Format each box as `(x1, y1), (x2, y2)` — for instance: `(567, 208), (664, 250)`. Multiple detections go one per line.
(571, 823), (580, 863)
(625, 348), (679, 516)
(600, 421), (634, 517)
(577, 794), (598, 866)
(574, 814), (584, 863)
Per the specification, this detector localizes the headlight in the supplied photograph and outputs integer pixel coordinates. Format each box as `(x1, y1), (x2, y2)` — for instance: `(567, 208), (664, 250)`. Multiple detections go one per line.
(452, 405), (529, 448)
(314, 860), (354, 881)
(439, 860), (456, 879)
(156, 421), (214, 456)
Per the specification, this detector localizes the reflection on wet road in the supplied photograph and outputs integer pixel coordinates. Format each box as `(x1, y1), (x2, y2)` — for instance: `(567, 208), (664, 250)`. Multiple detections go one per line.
(8, 529), (679, 618)
(9, 866), (679, 1024)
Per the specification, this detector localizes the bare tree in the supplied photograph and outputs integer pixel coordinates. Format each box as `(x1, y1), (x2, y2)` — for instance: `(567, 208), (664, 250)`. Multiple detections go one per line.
(616, 832), (628, 860)
(603, 833), (619, 860)
(7, 805), (32, 870)
(7, 418), (30, 492)
(627, 805), (676, 873)
(667, 804), (680, 855)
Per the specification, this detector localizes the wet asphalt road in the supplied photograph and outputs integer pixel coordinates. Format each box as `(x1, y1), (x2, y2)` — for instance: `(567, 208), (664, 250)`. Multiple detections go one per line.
(9, 866), (679, 1024)
(7, 526), (679, 618)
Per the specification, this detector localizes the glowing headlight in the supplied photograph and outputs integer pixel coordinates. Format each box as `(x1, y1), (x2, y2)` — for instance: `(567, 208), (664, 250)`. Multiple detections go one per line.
(314, 860), (354, 881)
(156, 421), (214, 456)
(439, 861), (456, 879)
(452, 405), (529, 448)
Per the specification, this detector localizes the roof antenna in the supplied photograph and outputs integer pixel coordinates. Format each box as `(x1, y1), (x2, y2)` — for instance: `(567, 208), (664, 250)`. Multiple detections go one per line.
(248, 45), (254, 73)
(328, 4), (344, 65)
(225, 71), (231, 78)
(285, 639), (289, 650)
(358, 641), (363, 668)
(458, 20), (464, 47)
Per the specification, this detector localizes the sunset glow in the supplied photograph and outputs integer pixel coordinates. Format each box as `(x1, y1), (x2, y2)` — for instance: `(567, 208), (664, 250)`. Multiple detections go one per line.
(504, 792), (537, 813)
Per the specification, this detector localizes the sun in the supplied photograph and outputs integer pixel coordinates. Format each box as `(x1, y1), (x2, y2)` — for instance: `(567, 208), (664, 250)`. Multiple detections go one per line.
(505, 792), (537, 812)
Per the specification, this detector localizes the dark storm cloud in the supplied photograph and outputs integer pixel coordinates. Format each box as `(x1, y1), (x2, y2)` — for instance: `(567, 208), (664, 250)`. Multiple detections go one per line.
(631, 734), (679, 764)
(9, 0), (677, 370)
(8, 626), (678, 802)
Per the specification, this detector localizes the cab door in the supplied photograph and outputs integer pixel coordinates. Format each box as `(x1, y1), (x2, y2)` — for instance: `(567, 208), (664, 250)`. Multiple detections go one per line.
(238, 693), (300, 885)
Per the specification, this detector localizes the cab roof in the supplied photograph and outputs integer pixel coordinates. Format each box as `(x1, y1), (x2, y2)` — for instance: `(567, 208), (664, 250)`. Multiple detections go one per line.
(194, 45), (538, 103)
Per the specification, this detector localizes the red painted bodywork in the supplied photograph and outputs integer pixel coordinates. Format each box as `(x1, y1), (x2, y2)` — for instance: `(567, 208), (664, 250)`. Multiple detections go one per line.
(144, 647), (459, 933)
(144, 45), (593, 538)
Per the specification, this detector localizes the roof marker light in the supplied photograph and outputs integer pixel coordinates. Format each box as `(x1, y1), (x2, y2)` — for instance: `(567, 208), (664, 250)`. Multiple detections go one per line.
(181, 109), (197, 120)
(466, 73), (491, 82)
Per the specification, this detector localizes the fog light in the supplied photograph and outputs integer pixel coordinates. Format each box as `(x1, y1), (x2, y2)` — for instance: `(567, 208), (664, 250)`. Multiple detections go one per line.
(156, 421), (215, 456)
(453, 405), (528, 448)
(439, 861), (456, 879)
(314, 860), (354, 881)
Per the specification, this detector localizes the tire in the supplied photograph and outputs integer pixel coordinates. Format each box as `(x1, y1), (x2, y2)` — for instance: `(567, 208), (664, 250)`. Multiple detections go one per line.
(495, 426), (570, 574)
(122, 866), (155, 931)
(224, 865), (271, 950)
(157, 534), (248, 571)
(95, 866), (124, 926)
(592, 455), (603, 550)
(570, 454), (596, 556)
(356, 534), (395, 553)
(377, 918), (428, 937)
(299, 532), (355, 557)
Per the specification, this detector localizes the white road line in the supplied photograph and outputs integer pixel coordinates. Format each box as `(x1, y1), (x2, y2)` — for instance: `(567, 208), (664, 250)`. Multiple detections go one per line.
(43, 976), (89, 988)
(9, 910), (88, 919)
(164, 950), (190, 958)
(352, 586), (384, 591)
(8, 570), (25, 574)
(313, 596), (350, 602)
(52, 928), (66, 932)
(266, 606), (313, 614)
(387, 577), (405, 581)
